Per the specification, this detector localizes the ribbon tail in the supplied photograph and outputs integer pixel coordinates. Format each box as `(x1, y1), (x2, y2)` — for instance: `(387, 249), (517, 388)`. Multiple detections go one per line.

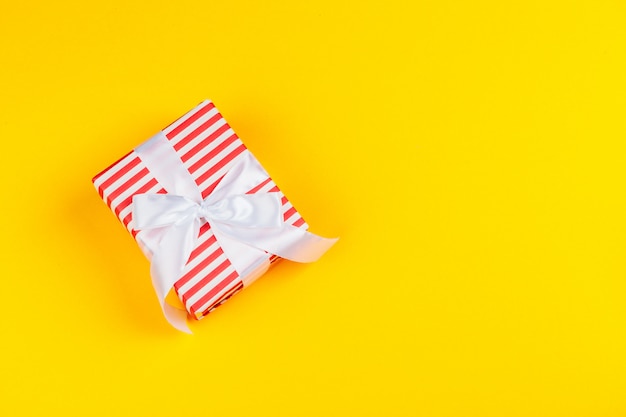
(271, 226), (339, 262)
(149, 259), (192, 334)
(148, 215), (201, 333)
(163, 303), (192, 334)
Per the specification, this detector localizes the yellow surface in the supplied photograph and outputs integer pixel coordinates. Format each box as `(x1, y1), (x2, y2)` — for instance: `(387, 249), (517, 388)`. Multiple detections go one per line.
(1, 1), (625, 416)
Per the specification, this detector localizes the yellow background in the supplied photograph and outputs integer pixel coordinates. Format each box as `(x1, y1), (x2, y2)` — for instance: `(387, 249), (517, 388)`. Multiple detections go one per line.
(1, 1), (625, 415)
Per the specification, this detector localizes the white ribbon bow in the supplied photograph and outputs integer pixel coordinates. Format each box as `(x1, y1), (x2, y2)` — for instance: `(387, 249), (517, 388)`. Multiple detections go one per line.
(132, 132), (337, 333)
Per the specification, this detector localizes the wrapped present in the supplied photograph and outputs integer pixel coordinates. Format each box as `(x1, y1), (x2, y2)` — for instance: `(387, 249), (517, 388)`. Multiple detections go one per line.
(92, 100), (337, 332)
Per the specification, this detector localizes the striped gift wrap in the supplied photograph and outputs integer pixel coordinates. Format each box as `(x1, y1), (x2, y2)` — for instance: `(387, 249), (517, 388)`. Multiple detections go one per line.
(93, 100), (308, 319)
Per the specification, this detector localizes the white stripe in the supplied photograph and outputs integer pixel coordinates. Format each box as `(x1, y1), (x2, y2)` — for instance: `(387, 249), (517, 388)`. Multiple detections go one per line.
(162, 100), (213, 138)
(93, 152), (137, 188)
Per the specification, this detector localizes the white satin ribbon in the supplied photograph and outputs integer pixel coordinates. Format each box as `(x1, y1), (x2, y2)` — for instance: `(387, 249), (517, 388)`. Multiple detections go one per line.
(133, 132), (338, 333)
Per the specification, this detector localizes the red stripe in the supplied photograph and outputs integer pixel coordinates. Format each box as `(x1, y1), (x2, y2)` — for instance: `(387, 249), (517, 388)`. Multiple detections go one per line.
(122, 211), (133, 227)
(173, 113), (223, 153)
(114, 178), (158, 217)
(183, 124), (233, 166)
(246, 178), (272, 194)
(292, 217), (306, 228)
(97, 156), (141, 199)
(166, 102), (216, 141)
(197, 144), (247, 197)
(268, 186), (279, 193)
(283, 206), (297, 221)
(105, 167), (149, 207)
(189, 270), (240, 315)
(186, 132), (239, 172)
(175, 247), (225, 292)
(198, 222), (212, 237)
(181, 259), (232, 305)
(281, 196), (288, 205)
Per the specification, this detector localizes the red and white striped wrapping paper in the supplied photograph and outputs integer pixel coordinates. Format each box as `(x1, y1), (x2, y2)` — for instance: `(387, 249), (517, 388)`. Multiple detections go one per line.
(92, 100), (308, 319)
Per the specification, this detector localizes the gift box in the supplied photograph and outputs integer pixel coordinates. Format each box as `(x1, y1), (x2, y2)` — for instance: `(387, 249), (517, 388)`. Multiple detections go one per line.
(93, 100), (336, 332)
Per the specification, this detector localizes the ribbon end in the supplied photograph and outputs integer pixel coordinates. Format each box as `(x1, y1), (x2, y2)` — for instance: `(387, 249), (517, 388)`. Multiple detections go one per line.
(163, 303), (193, 334)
